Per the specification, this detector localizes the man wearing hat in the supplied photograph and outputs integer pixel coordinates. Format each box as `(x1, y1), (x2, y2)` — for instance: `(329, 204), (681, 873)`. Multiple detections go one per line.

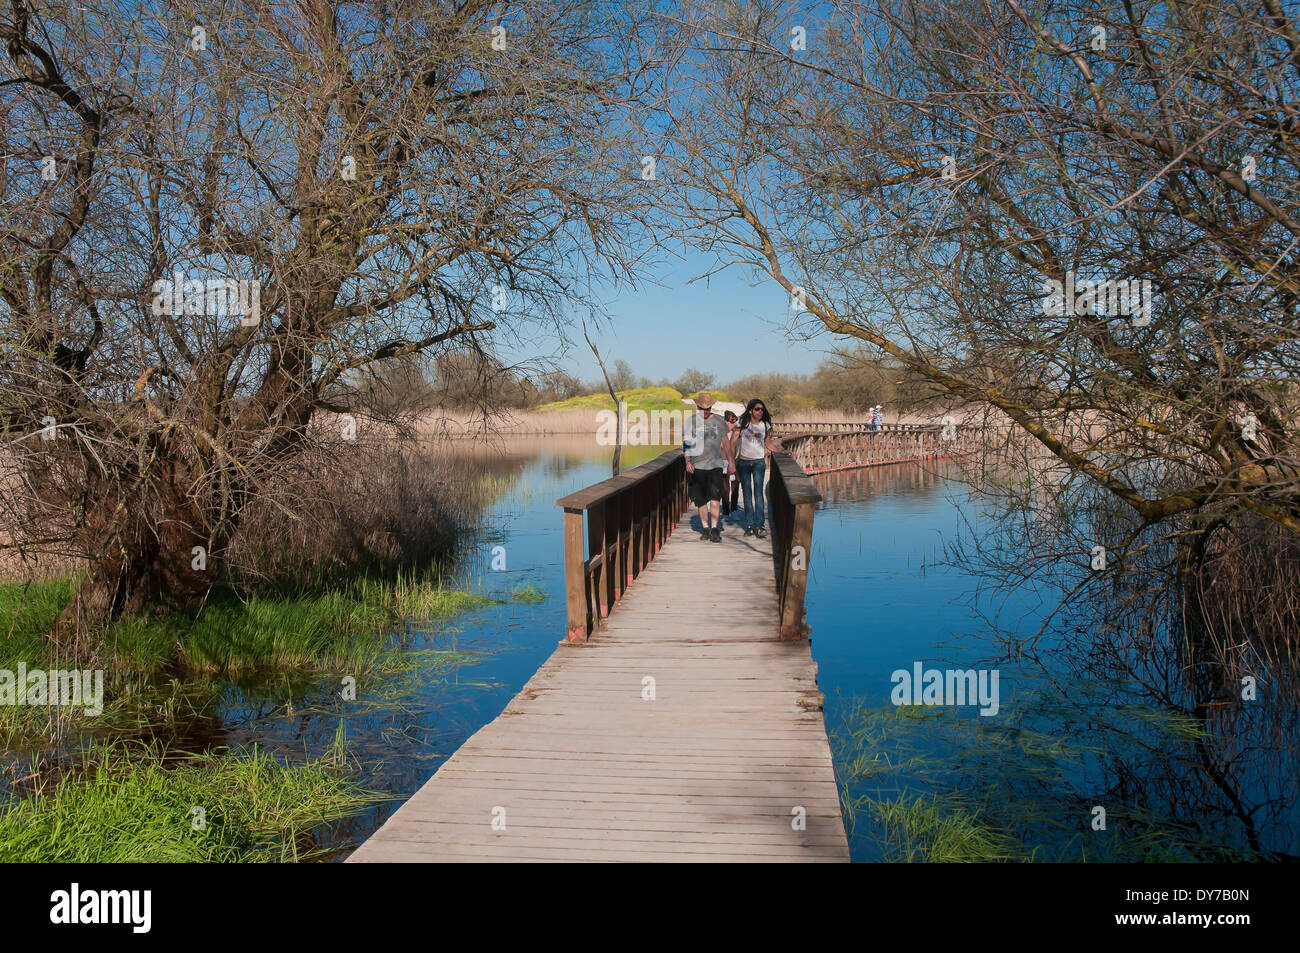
(683, 391), (730, 542)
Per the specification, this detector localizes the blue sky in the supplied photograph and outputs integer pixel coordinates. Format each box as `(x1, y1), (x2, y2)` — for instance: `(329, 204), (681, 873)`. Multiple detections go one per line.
(502, 246), (838, 387)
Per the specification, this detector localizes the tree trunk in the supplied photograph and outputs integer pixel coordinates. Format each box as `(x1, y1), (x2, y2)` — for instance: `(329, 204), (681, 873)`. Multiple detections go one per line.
(54, 459), (219, 649)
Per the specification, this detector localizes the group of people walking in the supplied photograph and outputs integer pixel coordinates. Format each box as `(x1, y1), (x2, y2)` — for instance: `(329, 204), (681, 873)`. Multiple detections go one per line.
(683, 392), (781, 543)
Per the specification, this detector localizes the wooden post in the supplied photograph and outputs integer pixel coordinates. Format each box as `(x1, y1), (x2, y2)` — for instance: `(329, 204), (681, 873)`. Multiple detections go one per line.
(654, 471), (664, 551)
(627, 493), (636, 585)
(587, 503), (608, 618)
(564, 508), (588, 641)
(608, 494), (622, 601)
(779, 502), (815, 640)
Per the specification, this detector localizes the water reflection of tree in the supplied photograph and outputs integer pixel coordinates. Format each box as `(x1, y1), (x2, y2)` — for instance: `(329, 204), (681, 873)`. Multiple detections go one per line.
(942, 458), (1300, 859)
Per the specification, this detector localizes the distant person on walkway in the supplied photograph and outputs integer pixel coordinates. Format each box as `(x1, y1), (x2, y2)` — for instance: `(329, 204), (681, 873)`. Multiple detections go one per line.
(735, 398), (781, 538)
(683, 391), (729, 542)
(871, 405), (883, 431)
(721, 410), (741, 520)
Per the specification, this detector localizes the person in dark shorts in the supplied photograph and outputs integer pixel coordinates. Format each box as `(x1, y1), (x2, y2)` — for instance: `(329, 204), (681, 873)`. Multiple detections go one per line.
(683, 391), (730, 542)
(721, 409), (741, 520)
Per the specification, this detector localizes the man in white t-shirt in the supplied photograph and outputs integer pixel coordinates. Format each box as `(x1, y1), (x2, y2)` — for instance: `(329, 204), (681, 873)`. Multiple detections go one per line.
(683, 392), (731, 542)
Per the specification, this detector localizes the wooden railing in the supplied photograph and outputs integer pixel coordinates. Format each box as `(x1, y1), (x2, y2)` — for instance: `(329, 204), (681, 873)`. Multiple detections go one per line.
(555, 450), (688, 642)
(777, 421), (953, 435)
(777, 420), (873, 433)
(778, 424), (973, 473)
(768, 452), (821, 640)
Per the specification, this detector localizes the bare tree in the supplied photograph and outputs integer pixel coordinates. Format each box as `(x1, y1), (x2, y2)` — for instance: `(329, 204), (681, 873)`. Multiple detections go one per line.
(650, 0), (1300, 853)
(0, 0), (657, 643)
(659, 0), (1300, 536)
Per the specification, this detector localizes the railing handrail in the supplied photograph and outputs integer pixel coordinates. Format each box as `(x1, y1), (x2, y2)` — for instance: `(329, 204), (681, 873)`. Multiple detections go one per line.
(776, 421), (967, 433)
(555, 447), (821, 643)
(555, 449), (688, 641)
(769, 452), (822, 505)
(778, 422), (974, 475)
(555, 449), (681, 510)
(768, 451), (820, 640)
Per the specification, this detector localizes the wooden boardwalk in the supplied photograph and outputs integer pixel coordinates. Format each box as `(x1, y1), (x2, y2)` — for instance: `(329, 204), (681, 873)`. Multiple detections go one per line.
(348, 508), (849, 863)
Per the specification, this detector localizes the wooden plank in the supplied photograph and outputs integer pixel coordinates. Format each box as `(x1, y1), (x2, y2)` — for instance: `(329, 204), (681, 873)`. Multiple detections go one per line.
(376, 809), (846, 834)
(349, 504), (848, 864)
(348, 842), (832, 858)
(359, 832), (846, 856)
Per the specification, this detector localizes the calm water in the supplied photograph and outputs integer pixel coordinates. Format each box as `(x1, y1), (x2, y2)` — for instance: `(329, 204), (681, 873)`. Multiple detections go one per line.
(174, 436), (1294, 860)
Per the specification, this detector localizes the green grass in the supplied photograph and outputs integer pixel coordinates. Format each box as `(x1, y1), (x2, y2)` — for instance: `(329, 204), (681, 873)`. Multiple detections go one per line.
(0, 574), (488, 862)
(0, 574), (491, 746)
(0, 578), (72, 667)
(536, 386), (693, 414)
(835, 700), (1262, 862)
(869, 794), (1029, 862)
(0, 743), (379, 862)
(0, 574), (490, 678)
(510, 583), (546, 604)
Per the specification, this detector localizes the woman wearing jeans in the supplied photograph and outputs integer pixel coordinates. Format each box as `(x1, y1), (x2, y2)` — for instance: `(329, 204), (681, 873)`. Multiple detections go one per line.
(734, 398), (781, 538)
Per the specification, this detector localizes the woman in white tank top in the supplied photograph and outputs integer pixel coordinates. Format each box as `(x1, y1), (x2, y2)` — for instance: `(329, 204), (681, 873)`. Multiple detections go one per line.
(734, 398), (780, 537)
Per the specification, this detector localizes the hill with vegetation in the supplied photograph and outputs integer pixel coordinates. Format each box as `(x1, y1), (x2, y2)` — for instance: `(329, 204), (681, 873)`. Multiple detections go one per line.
(536, 386), (737, 415)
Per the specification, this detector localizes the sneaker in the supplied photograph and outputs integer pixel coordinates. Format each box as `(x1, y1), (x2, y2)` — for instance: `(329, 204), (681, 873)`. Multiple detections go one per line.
(709, 528), (721, 542)
(700, 530), (710, 541)
(755, 526), (767, 539)
(744, 526), (754, 537)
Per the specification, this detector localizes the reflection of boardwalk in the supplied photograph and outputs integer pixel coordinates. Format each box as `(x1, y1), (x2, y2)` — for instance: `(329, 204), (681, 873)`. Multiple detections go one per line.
(813, 458), (952, 505)
(348, 507), (848, 863)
